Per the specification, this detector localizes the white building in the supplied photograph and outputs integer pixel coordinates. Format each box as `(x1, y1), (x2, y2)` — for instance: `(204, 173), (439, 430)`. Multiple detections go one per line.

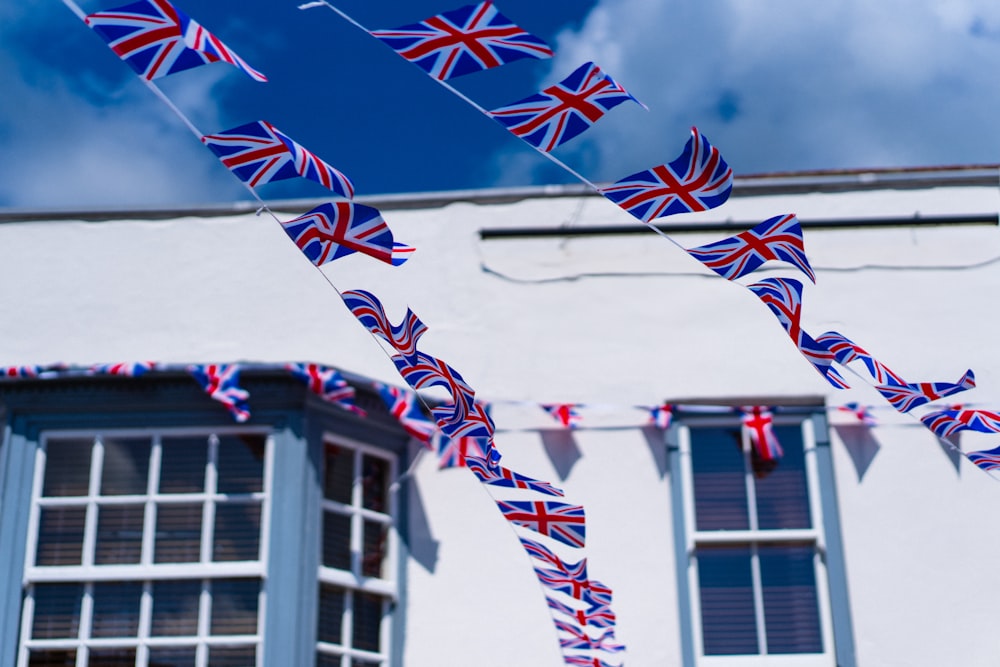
(1, 166), (999, 666)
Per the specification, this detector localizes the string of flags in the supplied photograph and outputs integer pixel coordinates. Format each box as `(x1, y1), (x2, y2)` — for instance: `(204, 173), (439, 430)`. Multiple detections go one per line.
(48, 0), (1000, 662)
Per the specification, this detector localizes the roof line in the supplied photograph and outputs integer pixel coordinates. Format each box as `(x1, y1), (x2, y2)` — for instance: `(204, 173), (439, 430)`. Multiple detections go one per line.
(1, 165), (997, 224)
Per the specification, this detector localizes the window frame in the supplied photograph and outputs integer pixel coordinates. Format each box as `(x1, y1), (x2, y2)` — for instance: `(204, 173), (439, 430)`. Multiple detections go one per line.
(17, 425), (275, 667)
(668, 407), (856, 667)
(315, 433), (400, 667)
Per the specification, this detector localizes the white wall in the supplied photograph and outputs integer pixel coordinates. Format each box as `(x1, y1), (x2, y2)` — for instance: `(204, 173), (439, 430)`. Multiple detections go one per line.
(2, 179), (1000, 665)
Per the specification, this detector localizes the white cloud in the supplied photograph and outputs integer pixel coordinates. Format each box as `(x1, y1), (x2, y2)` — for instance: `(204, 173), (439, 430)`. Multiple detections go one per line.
(0, 1), (247, 209)
(490, 0), (1000, 186)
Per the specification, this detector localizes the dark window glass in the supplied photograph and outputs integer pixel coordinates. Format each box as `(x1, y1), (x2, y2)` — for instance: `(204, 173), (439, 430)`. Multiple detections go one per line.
(315, 654), (342, 667)
(213, 503), (261, 562)
(210, 579), (259, 635)
(754, 425), (812, 529)
(155, 503), (202, 563)
(31, 584), (82, 639)
(362, 520), (387, 578)
(151, 580), (200, 637)
(691, 427), (749, 530)
(27, 650), (76, 667)
(36, 507), (87, 566)
(317, 584), (345, 645)
(100, 437), (150, 495)
(323, 512), (352, 570)
(217, 434), (265, 494)
(697, 545), (758, 655)
(147, 646), (197, 667)
(760, 543), (823, 654)
(42, 440), (92, 497)
(361, 455), (389, 513)
(324, 445), (353, 504)
(159, 437), (207, 494)
(87, 648), (136, 666)
(96, 504), (144, 564)
(352, 592), (383, 652)
(91, 581), (142, 638)
(207, 647), (256, 666)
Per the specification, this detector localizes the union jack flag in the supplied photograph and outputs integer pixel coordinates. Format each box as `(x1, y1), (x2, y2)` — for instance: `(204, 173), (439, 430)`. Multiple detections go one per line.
(921, 409), (1000, 438)
(686, 214), (815, 282)
(375, 383), (435, 447)
(542, 403), (582, 428)
(814, 331), (905, 386)
(966, 444), (1000, 472)
(436, 434), (493, 469)
(187, 364), (250, 422)
(741, 406), (783, 461)
(546, 596), (616, 630)
(2, 365), (43, 378)
(90, 361), (157, 377)
(393, 352), (496, 440)
(561, 655), (620, 667)
(488, 61), (643, 152)
(497, 500), (586, 548)
(201, 121), (354, 197)
(554, 619), (625, 654)
(279, 202), (413, 267)
(599, 127), (733, 222)
(466, 456), (564, 495)
(371, 1), (553, 81)
(286, 363), (363, 415)
(748, 278), (850, 389)
(85, 0), (266, 81)
(874, 369), (977, 413)
(341, 289), (427, 361)
(838, 402), (876, 426)
(648, 402), (673, 429)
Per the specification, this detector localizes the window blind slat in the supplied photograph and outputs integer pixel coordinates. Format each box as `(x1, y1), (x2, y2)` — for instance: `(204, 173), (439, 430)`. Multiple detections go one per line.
(697, 545), (758, 655)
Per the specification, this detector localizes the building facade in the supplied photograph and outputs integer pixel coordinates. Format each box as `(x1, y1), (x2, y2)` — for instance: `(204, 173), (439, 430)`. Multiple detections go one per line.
(1, 167), (999, 666)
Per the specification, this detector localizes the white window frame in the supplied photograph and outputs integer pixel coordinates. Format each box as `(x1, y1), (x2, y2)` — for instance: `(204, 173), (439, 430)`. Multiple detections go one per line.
(677, 414), (836, 667)
(17, 426), (274, 667)
(315, 433), (398, 667)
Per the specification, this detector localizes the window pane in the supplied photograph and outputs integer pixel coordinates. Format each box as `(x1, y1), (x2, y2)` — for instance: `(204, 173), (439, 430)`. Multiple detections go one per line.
(760, 543), (823, 654)
(353, 661), (382, 667)
(92, 581), (142, 637)
(362, 520), (387, 578)
(151, 580), (200, 636)
(213, 503), (261, 562)
(697, 545), (758, 655)
(317, 584), (345, 645)
(755, 425), (812, 530)
(323, 512), (352, 571)
(210, 578), (259, 635)
(324, 445), (353, 504)
(361, 455), (389, 513)
(96, 504), (144, 564)
(208, 647), (256, 667)
(101, 437), (151, 495)
(217, 434), (265, 494)
(31, 583), (82, 639)
(27, 650), (76, 667)
(691, 427), (749, 530)
(36, 506), (86, 566)
(87, 648), (136, 666)
(42, 439), (92, 497)
(352, 592), (383, 652)
(155, 503), (203, 563)
(315, 654), (342, 667)
(147, 647), (197, 667)
(159, 437), (207, 493)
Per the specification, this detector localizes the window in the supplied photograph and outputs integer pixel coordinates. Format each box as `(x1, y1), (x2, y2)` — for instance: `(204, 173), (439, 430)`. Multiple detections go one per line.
(316, 437), (397, 667)
(18, 429), (270, 667)
(669, 408), (855, 667)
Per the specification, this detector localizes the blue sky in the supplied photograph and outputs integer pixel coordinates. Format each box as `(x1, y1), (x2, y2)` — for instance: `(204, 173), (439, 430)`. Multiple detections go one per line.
(4, 0), (1000, 208)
